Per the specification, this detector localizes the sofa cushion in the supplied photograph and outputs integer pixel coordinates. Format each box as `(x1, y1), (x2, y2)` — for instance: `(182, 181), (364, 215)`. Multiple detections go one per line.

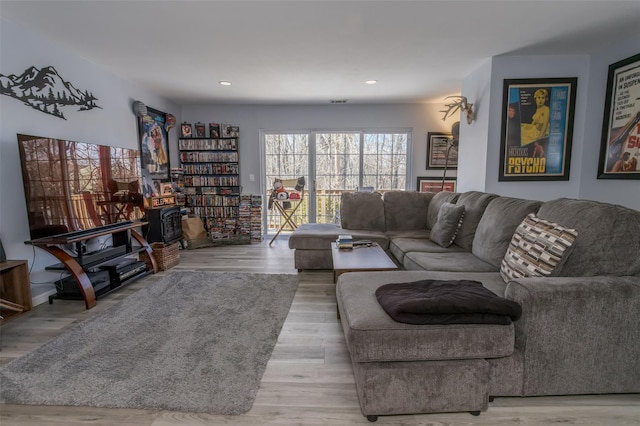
(384, 229), (431, 240)
(500, 213), (578, 282)
(389, 237), (465, 265)
(340, 192), (385, 231)
(426, 191), (460, 229)
(383, 190), (434, 231)
(472, 196), (542, 268)
(536, 198), (640, 277)
(336, 271), (515, 362)
(453, 191), (499, 250)
(403, 251), (499, 273)
(429, 203), (465, 247)
(288, 223), (342, 250)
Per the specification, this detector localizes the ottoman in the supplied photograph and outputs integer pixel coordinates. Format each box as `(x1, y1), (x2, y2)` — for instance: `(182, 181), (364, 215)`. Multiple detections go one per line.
(336, 271), (516, 421)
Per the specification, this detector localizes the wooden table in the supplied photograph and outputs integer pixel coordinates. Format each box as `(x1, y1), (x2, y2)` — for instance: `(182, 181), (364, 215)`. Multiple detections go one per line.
(1, 260), (32, 323)
(331, 242), (398, 283)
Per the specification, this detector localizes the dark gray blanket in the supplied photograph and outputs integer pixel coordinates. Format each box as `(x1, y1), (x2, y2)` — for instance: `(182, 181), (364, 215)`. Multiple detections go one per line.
(375, 279), (522, 325)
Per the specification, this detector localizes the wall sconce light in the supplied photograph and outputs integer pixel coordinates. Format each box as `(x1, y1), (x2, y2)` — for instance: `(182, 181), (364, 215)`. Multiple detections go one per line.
(441, 96), (475, 124)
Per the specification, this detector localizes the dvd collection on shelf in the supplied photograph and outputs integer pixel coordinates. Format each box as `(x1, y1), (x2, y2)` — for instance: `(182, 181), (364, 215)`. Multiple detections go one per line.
(239, 194), (264, 244)
(177, 124), (263, 245)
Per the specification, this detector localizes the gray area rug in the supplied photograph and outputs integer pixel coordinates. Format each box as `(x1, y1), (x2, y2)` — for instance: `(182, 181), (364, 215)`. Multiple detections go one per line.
(0, 271), (299, 415)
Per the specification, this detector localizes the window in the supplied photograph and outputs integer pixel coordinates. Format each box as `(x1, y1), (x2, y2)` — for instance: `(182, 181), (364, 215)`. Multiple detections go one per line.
(263, 129), (410, 229)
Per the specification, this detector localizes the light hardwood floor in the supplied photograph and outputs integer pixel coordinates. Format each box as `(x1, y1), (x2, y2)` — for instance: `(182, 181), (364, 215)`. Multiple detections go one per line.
(1, 236), (639, 425)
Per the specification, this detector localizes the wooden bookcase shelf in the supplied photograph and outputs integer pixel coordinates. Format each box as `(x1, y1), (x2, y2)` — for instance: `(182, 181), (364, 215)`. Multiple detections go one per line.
(179, 136), (240, 239)
(0, 260), (32, 323)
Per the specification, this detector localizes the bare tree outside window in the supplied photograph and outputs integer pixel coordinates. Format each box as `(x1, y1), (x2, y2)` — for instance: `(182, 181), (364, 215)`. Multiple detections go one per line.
(264, 130), (409, 232)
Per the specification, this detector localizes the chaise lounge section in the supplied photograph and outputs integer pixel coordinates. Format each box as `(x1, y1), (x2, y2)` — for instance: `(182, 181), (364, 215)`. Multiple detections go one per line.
(289, 190), (640, 421)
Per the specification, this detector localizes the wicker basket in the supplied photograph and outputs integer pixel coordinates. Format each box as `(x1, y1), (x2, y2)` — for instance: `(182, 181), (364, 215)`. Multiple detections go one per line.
(140, 242), (180, 271)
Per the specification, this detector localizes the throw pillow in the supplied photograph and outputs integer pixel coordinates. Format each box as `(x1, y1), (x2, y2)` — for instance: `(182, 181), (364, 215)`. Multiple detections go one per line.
(429, 203), (465, 248)
(500, 213), (578, 283)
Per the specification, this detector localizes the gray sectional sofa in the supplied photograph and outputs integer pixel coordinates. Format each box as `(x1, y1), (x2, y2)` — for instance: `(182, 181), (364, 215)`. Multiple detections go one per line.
(288, 190), (640, 421)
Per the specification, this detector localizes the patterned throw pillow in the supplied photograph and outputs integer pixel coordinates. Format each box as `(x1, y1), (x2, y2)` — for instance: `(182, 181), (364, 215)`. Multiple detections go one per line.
(500, 213), (578, 283)
(429, 203), (465, 248)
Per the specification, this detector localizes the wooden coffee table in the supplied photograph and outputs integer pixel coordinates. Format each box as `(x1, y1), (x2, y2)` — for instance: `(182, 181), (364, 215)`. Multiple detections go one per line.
(331, 242), (398, 283)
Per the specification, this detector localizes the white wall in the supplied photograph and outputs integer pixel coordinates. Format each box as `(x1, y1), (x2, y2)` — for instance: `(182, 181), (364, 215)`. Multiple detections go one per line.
(457, 59), (492, 192)
(178, 103), (454, 194)
(0, 18), (178, 302)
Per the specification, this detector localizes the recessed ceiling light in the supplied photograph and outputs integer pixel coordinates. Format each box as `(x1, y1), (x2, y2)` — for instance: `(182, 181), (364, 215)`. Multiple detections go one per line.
(219, 81), (232, 86)
(365, 80), (377, 85)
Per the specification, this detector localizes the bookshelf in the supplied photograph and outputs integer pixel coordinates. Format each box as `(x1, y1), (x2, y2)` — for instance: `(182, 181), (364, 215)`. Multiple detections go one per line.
(178, 136), (240, 240)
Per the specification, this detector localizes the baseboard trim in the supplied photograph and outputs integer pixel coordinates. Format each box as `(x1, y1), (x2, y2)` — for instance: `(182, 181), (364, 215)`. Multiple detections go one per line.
(32, 289), (57, 307)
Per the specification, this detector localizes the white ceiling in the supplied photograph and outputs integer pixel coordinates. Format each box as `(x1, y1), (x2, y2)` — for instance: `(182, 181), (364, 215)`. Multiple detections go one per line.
(2, 0), (639, 105)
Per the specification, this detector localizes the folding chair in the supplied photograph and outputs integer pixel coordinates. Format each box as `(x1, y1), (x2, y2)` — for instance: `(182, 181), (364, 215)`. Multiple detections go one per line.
(269, 177), (305, 245)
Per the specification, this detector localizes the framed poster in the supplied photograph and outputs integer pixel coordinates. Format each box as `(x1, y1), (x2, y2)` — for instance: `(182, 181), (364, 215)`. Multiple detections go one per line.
(416, 177), (456, 193)
(138, 107), (170, 181)
(180, 122), (193, 138)
(209, 122), (220, 138)
(426, 132), (456, 169)
(598, 53), (640, 179)
(499, 78), (577, 181)
(194, 122), (206, 138)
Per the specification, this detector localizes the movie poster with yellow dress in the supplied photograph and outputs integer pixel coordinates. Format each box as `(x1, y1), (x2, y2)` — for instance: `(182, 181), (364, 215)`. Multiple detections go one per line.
(499, 78), (577, 181)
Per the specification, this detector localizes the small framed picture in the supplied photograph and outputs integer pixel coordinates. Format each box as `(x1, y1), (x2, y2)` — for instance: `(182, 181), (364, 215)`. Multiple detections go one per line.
(426, 132), (456, 169)
(209, 123), (220, 138)
(160, 182), (173, 195)
(194, 122), (206, 138)
(180, 122), (193, 138)
(153, 180), (162, 197)
(416, 177), (457, 193)
(221, 124), (239, 138)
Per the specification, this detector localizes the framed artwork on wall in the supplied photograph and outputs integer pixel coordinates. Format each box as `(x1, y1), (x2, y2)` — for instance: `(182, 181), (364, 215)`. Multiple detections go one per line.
(498, 78), (577, 181)
(416, 177), (456, 193)
(180, 122), (193, 138)
(194, 122), (206, 138)
(426, 132), (456, 169)
(209, 123), (220, 138)
(138, 107), (170, 181)
(597, 53), (640, 179)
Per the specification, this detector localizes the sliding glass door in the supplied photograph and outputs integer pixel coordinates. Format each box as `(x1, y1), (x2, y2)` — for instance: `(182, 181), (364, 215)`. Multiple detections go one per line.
(315, 132), (360, 224)
(264, 133), (309, 233)
(263, 129), (410, 233)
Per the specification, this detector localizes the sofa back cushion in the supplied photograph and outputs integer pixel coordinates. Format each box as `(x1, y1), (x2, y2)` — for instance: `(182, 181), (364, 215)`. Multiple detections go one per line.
(472, 196), (542, 268)
(340, 192), (386, 231)
(536, 198), (640, 276)
(383, 190), (434, 231)
(429, 203), (466, 247)
(426, 191), (460, 229)
(452, 191), (499, 251)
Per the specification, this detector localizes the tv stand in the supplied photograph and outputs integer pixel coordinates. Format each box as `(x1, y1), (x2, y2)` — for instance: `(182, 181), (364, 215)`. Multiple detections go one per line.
(27, 221), (157, 309)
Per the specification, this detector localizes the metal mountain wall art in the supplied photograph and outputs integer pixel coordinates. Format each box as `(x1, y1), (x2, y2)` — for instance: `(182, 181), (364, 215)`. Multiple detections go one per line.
(0, 65), (101, 120)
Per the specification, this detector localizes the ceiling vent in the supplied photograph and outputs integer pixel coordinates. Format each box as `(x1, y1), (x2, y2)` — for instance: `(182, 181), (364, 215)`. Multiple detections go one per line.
(330, 99), (348, 104)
